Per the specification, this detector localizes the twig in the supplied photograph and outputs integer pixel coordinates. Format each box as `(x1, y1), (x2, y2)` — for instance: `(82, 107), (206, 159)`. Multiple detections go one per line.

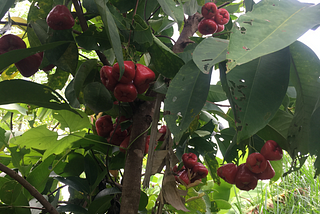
(0, 206), (46, 210)
(0, 162), (59, 214)
(48, 184), (67, 197)
(155, 35), (176, 44)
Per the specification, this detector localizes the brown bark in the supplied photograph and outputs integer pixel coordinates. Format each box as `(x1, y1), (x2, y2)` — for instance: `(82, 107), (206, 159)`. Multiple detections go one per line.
(120, 99), (155, 214)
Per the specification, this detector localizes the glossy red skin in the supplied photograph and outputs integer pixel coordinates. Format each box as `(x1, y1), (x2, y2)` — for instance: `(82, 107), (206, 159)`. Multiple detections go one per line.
(235, 164), (258, 191)
(256, 160), (275, 180)
(135, 83), (150, 94)
(191, 162), (208, 182)
(260, 140), (283, 161)
(119, 135), (130, 153)
(112, 61), (136, 84)
(46, 5), (75, 30)
(15, 52), (43, 77)
(216, 24), (225, 33)
(158, 125), (167, 141)
(134, 63), (155, 87)
(0, 34), (26, 55)
(100, 66), (118, 91)
(95, 115), (113, 138)
(108, 127), (128, 146)
(201, 2), (218, 19)
(114, 83), (138, 102)
(198, 19), (218, 35)
(246, 152), (268, 174)
(177, 169), (190, 185)
(217, 163), (238, 184)
(182, 152), (198, 169)
(214, 8), (230, 25)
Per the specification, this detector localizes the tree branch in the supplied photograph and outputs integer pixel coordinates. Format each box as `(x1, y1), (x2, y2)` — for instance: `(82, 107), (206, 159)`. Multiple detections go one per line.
(0, 162), (59, 214)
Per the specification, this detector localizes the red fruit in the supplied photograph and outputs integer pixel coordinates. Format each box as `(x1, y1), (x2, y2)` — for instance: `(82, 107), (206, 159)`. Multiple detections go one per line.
(108, 127), (128, 146)
(0, 34), (26, 55)
(46, 5), (75, 30)
(216, 24), (225, 33)
(42, 64), (55, 72)
(246, 152), (267, 174)
(201, 2), (218, 19)
(191, 162), (208, 182)
(182, 153), (198, 169)
(198, 19), (218, 35)
(112, 61), (136, 84)
(158, 125), (167, 141)
(114, 83), (138, 102)
(145, 135), (150, 154)
(214, 8), (230, 25)
(15, 52), (43, 77)
(95, 115), (113, 138)
(133, 63), (155, 93)
(256, 161), (275, 180)
(234, 164), (258, 191)
(119, 136), (130, 153)
(177, 169), (190, 185)
(260, 140), (283, 161)
(100, 66), (118, 91)
(173, 165), (185, 174)
(217, 163), (238, 184)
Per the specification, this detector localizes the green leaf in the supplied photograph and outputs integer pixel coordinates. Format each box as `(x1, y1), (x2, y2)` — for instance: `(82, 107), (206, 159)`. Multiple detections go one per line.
(83, 82), (113, 113)
(226, 47), (290, 143)
(95, 0), (124, 75)
(0, 180), (21, 204)
(0, 0), (14, 21)
(75, 26), (112, 51)
(83, 0), (99, 13)
(133, 14), (153, 47)
(207, 85), (227, 103)
(310, 106), (320, 176)
(148, 35), (185, 79)
(0, 79), (77, 113)
(270, 159), (283, 182)
(287, 41), (320, 164)
(0, 104), (28, 115)
(139, 191), (149, 211)
(193, 38), (229, 74)
(45, 68), (70, 91)
(24, 155), (55, 199)
(84, 153), (100, 188)
(53, 110), (91, 133)
(185, 188), (206, 213)
(65, 79), (81, 109)
(164, 60), (211, 142)
(57, 204), (88, 214)
(55, 176), (90, 194)
(0, 41), (70, 72)
(54, 152), (85, 177)
(109, 0), (135, 13)
(227, 0), (320, 68)
(204, 152), (220, 185)
(87, 194), (113, 214)
(157, 0), (184, 28)
(183, 0), (198, 16)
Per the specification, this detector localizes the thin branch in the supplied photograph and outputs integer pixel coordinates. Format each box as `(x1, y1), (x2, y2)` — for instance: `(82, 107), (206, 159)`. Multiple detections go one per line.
(127, 0), (140, 52)
(48, 184), (67, 197)
(155, 35), (176, 44)
(0, 206), (46, 210)
(0, 162), (59, 214)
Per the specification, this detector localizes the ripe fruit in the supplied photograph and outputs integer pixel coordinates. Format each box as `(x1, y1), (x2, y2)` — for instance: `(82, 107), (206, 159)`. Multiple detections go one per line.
(108, 127), (128, 146)
(214, 8), (230, 25)
(201, 2), (218, 19)
(15, 52), (43, 77)
(177, 169), (190, 185)
(182, 153), (198, 169)
(145, 135), (150, 154)
(216, 24), (225, 33)
(133, 63), (155, 94)
(0, 34), (26, 55)
(246, 152), (268, 174)
(100, 66), (118, 91)
(260, 140), (283, 161)
(191, 162), (208, 182)
(114, 83), (138, 102)
(256, 161), (275, 180)
(46, 5), (75, 30)
(112, 61), (136, 84)
(158, 125), (167, 141)
(217, 163), (238, 184)
(95, 115), (113, 138)
(234, 164), (258, 191)
(120, 136), (130, 153)
(198, 19), (218, 35)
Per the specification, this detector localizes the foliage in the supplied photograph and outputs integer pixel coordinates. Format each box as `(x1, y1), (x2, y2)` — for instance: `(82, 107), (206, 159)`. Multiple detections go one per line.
(0, 0), (320, 213)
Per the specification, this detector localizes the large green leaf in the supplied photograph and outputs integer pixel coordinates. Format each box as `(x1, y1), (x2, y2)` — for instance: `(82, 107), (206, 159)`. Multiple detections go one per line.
(75, 26), (112, 51)
(164, 60), (211, 142)
(207, 85), (227, 103)
(157, 0), (184, 28)
(148, 35), (185, 79)
(227, 0), (320, 68)
(133, 14), (153, 47)
(52, 109), (91, 133)
(0, 79), (76, 113)
(226, 47), (290, 142)
(83, 82), (113, 113)
(0, 41), (70, 72)
(94, 0), (124, 75)
(0, 0), (14, 21)
(193, 38), (229, 74)
(286, 41), (320, 170)
(310, 107), (320, 176)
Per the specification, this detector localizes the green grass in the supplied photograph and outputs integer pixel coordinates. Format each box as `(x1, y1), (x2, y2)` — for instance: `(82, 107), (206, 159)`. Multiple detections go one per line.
(225, 153), (320, 214)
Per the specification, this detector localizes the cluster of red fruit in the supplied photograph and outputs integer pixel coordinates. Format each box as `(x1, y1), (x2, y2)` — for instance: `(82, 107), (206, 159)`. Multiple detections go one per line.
(198, 2), (230, 35)
(96, 114), (166, 153)
(173, 153), (209, 186)
(100, 62), (156, 102)
(217, 140), (283, 191)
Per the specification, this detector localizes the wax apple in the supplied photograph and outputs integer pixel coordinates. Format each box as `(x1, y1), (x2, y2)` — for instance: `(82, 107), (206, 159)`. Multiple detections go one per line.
(260, 140), (283, 161)
(217, 163), (238, 184)
(46, 5), (75, 30)
(119, 136), (130, 153)
(191, 162), (208, 182)
(234, 164), (258, 191)
(198, 19), (218, 35)
(246, 152), (267, 174)
(15, 52), (43, 77)
(114, 83), (138, 102)
(100, 66), (118, 91)
(256, 161), (275, 180)
(95, 115), (113, 138)
(112, 61), (136, 84)
(133, 63), (155, 94)
(0, 34), (26, 55)
(214, 8), (230, 25)
(182, 152), (198, 169)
